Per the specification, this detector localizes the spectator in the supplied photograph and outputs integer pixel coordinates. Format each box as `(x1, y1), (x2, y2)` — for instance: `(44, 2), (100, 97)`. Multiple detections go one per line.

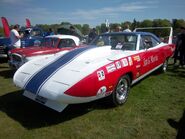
(88, 28), (97, 43)
(123, 24), (131, 32)
(105, 27), (110, 33)
(177, 27), (185, 67)
(174, 37), (180, 65)
(48, 28), (55, 35)
(10, 24), (23, 49)
(115, 26), (122, 32)
(70, 26), (80, 38)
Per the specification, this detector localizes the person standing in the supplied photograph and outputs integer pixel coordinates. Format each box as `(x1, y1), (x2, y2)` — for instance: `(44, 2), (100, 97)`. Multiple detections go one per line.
(123, 24), (131, 32)
(69, 26), (81, 38)
(174, 36), (180, 65)
(174, 27), (185, 67)
(115, 26), (122, 32)
(179, 27), (185, 67)
(47, 28), (55, 35)
(10, 24), (23, 49)
(88, 28), (97, 43)
(105, 27), (110, 33)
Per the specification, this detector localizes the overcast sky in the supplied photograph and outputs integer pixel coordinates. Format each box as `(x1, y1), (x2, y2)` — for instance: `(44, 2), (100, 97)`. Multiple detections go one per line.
(0, 0), (185, 27)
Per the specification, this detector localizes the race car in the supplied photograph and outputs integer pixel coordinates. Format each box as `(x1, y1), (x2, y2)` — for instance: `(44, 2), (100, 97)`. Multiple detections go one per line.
(13, 30), (175, 112)
(8, 34), (81, 69)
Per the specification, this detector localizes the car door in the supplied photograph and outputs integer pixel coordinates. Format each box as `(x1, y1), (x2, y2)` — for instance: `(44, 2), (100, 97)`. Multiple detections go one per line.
(139, 35), (161, 75)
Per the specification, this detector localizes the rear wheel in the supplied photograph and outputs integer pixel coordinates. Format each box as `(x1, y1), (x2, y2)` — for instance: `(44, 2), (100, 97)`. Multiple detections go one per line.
(111, 74), (131, 106)
(160, 59), (168, 73)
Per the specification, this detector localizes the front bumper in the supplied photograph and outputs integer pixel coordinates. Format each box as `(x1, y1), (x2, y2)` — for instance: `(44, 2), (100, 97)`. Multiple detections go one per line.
(23, 90), (68, 112)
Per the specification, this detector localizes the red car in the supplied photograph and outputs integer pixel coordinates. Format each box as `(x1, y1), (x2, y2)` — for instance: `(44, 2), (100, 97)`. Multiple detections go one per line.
(8, 35), (81, 69)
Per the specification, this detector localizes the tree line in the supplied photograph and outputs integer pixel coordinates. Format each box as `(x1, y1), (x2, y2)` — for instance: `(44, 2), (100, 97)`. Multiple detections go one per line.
(0, 19), (185, 37)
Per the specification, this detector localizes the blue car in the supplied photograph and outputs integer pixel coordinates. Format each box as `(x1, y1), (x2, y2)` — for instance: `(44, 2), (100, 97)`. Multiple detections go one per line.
(20, 27), (46, 47)
(0, 37), (11, 58)
(0, 27), (46, 59)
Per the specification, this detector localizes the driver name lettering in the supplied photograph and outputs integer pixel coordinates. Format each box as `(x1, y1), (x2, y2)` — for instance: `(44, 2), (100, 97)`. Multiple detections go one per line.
(143, 55), (158, 66)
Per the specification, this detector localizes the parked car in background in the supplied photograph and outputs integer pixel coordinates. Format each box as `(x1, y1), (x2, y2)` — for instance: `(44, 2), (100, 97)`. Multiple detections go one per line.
(8, 35), (81, 69)
(0, 37), (11, 58)
(19, 27), (46, 47)
(0, 17), (46, 59)
(13, 30), (175, 112)
(57, 23), (87, 44)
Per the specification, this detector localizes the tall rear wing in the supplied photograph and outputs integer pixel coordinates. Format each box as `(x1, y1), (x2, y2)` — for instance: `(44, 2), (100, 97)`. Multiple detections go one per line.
(1, 17), (10, 37)
(133, 27), (173, 44)
(26, 18), (31, 28)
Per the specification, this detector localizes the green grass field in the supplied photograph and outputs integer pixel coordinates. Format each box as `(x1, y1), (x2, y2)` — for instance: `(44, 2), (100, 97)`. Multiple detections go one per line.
(0, 60), (185, 139)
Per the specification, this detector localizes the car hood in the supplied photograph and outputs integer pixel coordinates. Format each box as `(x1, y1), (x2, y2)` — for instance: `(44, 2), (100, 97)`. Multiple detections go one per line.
(10, 46), (62, 57)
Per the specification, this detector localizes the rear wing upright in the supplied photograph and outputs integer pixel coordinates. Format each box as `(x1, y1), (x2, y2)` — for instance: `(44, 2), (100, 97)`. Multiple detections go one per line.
(133, 27), (173, 44)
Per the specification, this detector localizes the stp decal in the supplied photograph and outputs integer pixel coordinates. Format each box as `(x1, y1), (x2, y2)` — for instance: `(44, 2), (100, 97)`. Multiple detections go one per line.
(106, 63), (116, 73)
(97, 70), (105, 81)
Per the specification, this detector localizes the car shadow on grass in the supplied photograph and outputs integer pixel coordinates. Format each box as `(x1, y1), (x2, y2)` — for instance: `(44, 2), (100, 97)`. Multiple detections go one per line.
(150, 64), (185, 78)
(0, 59), (8, 64)
(0, 68), (15, 78)
(0, 90), (115, 129)
(167, 110), (185, 139)
(167, 65), (185, 78)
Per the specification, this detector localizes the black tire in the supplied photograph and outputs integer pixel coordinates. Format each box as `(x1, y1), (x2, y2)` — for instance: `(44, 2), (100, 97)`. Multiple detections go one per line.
(111, 74), (131, 106)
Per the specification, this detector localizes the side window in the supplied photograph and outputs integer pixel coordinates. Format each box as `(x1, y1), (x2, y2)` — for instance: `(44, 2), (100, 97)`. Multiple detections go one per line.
(32, 29), (42, 36)
(51, 38), (58, 47)
(141, 35), (153, 49)
(151, 37), (160, 47)
(58, 39), (76, 48)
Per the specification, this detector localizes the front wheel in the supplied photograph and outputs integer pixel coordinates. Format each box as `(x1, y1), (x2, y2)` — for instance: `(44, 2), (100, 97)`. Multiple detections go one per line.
(111, 74), (131, 106)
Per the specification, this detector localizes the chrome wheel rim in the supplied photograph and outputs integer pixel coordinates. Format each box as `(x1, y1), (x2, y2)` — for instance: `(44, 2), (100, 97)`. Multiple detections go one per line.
(163, 60), (168, 72)
(116, 78), (128, 103)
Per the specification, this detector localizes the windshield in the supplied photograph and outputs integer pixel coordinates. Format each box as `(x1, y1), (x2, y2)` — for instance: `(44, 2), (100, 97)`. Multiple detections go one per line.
(30, 29), (42, 36)
(91, 33), (137, 51)
(20, 28), (43, 37)
(40, 38), (58, 47)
